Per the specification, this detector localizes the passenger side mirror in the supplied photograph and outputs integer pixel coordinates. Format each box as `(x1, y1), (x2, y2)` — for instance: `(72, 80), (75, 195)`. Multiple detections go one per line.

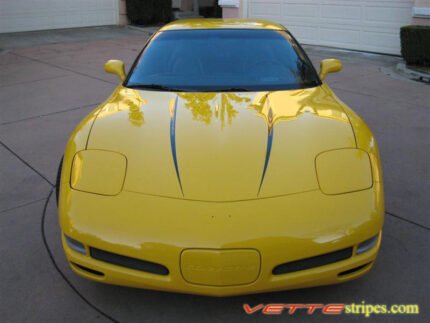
(319, 59), (342, 80)
(104, 60), (126, 81)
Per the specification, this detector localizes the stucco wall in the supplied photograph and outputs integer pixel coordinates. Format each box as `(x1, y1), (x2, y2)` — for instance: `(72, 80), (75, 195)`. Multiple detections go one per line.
(413, 0), (430, 24)
(219, 0), (241, 18)
(119, 0), (128, 25)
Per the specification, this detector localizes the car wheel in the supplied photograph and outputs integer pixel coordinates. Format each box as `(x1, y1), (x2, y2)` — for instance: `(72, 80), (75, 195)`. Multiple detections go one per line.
(56, 156), (63, 206)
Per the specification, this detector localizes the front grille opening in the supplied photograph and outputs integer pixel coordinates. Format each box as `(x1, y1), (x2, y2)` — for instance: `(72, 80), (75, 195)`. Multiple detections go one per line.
(338, 263), (371, 277)
(90, 247), (169, 276)
(273, 247), (353, 275)
(71, 262), (104, 277)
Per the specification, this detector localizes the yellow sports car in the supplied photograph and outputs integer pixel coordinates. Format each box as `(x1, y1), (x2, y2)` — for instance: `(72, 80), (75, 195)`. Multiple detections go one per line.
(58, 19), (384, 296)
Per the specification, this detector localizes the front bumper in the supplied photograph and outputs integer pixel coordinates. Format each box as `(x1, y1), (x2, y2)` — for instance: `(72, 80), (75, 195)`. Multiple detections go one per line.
(59, 184), (383, 296)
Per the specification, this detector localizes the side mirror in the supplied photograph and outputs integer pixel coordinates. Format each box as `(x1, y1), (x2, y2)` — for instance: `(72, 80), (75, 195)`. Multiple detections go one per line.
(319, 59), (342, 80)
(104, 60), (126, 81)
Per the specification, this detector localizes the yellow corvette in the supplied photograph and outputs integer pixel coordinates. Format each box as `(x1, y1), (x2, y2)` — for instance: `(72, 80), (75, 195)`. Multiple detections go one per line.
(58, 19), (384, 296)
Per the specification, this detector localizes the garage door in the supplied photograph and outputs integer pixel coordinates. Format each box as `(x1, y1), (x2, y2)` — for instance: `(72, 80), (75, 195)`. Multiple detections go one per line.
(246, 0), (414, 54)
(0, 0), (118, 33)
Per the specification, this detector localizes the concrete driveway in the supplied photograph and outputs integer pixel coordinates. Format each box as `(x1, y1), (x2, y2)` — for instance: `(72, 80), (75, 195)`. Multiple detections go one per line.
(0, 26), (429, 322)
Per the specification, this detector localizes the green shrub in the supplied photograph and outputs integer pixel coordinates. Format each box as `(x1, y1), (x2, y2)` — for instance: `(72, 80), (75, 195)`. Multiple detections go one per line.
(400, 25), (430, 66)
(153, 0), (172, 23)
(126, 0), (172, 25)
(200, 5), (222, 18)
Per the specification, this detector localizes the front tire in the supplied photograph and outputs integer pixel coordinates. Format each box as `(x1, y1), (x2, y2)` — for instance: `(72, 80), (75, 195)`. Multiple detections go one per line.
(56, 157), (63, 206)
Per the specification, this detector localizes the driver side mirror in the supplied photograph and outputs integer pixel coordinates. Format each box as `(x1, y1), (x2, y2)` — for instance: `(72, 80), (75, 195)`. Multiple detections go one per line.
(104, 59), (126, 81)
(319, 59), (342, 80)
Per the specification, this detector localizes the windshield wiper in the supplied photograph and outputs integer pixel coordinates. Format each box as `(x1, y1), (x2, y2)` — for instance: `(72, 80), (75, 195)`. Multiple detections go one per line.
(127, 84), (253, 92)
(127, 84), (182, 91)
(214, 87), (251, 92)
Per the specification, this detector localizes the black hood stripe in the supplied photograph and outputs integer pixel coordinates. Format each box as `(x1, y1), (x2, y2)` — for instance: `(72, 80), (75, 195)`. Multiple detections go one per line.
(258, 104), (274, 195)
(170, 95), (184, 196)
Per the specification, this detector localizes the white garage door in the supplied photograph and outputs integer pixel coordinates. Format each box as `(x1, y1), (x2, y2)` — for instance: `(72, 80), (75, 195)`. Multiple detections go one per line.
(247, 0), (414, 54)
(0, 0), (118, 33)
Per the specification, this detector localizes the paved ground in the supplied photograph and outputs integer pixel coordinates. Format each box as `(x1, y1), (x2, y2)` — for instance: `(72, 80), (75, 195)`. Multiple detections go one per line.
(0, 26), (429, 322)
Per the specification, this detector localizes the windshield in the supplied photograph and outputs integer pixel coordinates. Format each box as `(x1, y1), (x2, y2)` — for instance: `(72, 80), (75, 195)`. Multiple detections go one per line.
(126, 29), (320, 92)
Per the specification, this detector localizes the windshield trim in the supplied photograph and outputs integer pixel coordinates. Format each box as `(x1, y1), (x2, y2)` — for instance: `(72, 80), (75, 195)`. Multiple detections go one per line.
(126, 83), (320, 93)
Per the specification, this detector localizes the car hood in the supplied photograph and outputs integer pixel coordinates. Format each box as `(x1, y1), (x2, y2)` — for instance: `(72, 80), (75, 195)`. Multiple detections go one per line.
(87, 86), (355, 201)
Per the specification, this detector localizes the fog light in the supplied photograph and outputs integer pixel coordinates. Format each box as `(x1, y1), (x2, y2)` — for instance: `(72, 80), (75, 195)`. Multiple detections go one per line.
(65, 235), (86, 255)
(356, 235), (378, 255)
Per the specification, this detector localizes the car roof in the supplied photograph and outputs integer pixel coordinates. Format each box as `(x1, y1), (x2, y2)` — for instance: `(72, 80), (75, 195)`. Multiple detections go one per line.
(159, 19), (286, 31)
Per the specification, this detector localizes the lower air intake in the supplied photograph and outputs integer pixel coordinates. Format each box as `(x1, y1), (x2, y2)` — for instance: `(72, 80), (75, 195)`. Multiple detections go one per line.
(90, 247), (169, 276)
(273, 247), (353, 275)
(71, 262), (104, 277)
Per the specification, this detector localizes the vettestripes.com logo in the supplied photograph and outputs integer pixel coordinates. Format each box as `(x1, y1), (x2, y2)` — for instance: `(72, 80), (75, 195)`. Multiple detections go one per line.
(243, 302), (420, 317)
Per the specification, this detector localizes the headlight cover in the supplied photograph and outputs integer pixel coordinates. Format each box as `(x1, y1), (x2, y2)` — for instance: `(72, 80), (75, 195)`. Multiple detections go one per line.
(71, 150), (127, 195)
(315, 148), (372, 195)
